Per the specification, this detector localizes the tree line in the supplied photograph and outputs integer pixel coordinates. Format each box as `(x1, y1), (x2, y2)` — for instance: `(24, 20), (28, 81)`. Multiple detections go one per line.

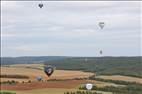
(0, 74), (29, 79)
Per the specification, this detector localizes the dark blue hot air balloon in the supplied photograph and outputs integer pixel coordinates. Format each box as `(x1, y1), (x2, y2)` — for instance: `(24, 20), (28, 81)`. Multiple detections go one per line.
(100, 50), (103, 55)
(38, 3), (43, 8)
(44, 65), (54, 77)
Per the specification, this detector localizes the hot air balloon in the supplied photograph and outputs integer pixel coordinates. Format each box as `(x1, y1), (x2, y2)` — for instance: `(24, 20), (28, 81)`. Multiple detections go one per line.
(99, 22), (105, 29)
(44, 65), (54, 77)
(38, 3), (43, 8)
(36, 76), (43, 81)
(100, 50), (103, 55)
(86, 83), (93, 90)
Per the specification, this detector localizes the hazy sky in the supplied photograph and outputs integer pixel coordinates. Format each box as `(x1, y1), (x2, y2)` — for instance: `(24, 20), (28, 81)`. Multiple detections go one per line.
(1, 1), (142, 57)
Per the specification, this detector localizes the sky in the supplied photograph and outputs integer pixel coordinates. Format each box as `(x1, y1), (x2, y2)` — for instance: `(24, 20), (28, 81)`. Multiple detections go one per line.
(1, 1), (142, 57)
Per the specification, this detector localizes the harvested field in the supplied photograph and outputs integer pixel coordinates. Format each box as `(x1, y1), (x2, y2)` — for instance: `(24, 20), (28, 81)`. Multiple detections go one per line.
(1, 64), (141, 94)
(86, 80), (124, 87)
(97, 75), (142, 84)
(5, 89), (112, 94)
(1, 80), (86, 90)
(1, 79), (123, 91)
(1, 64), (94, 82)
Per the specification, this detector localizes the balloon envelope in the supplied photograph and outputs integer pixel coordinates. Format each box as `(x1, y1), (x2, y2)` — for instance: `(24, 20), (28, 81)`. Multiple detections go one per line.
(38, 3), (43, 8)
(99, 22), (105, 29)
(36, 76), (42, 81)
(44, 65), (54, 77)
(86, 83), (93, 90)
(100, 50), (103, 55)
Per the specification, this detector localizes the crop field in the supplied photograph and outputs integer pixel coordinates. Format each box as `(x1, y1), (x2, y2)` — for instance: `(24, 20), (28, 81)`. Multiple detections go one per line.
(97, 75), (142, 84)
(1, 64), (142, 94)
(1, 64), (94, 82)
(1, 89), (112, 94)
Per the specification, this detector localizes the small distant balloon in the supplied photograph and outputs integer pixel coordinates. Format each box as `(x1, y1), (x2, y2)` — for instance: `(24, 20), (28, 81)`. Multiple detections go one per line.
(99, 22), (105, 29)
(100, 50), (103, 55)
(36, 76), (42, 81)
(38, 3), (43, 8)
(44, 65), (54, 77)
(86, 83), (93, 90)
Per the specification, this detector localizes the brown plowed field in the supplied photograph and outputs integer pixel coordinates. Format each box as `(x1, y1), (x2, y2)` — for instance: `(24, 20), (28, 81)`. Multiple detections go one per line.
(1, 80), (86, 90)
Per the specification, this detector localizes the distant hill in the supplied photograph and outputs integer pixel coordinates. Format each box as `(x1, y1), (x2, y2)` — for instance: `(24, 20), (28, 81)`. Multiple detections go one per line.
(1, 56), (142, 77)
(1, 56), (68, 65)
(44, 56), (142, 78)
